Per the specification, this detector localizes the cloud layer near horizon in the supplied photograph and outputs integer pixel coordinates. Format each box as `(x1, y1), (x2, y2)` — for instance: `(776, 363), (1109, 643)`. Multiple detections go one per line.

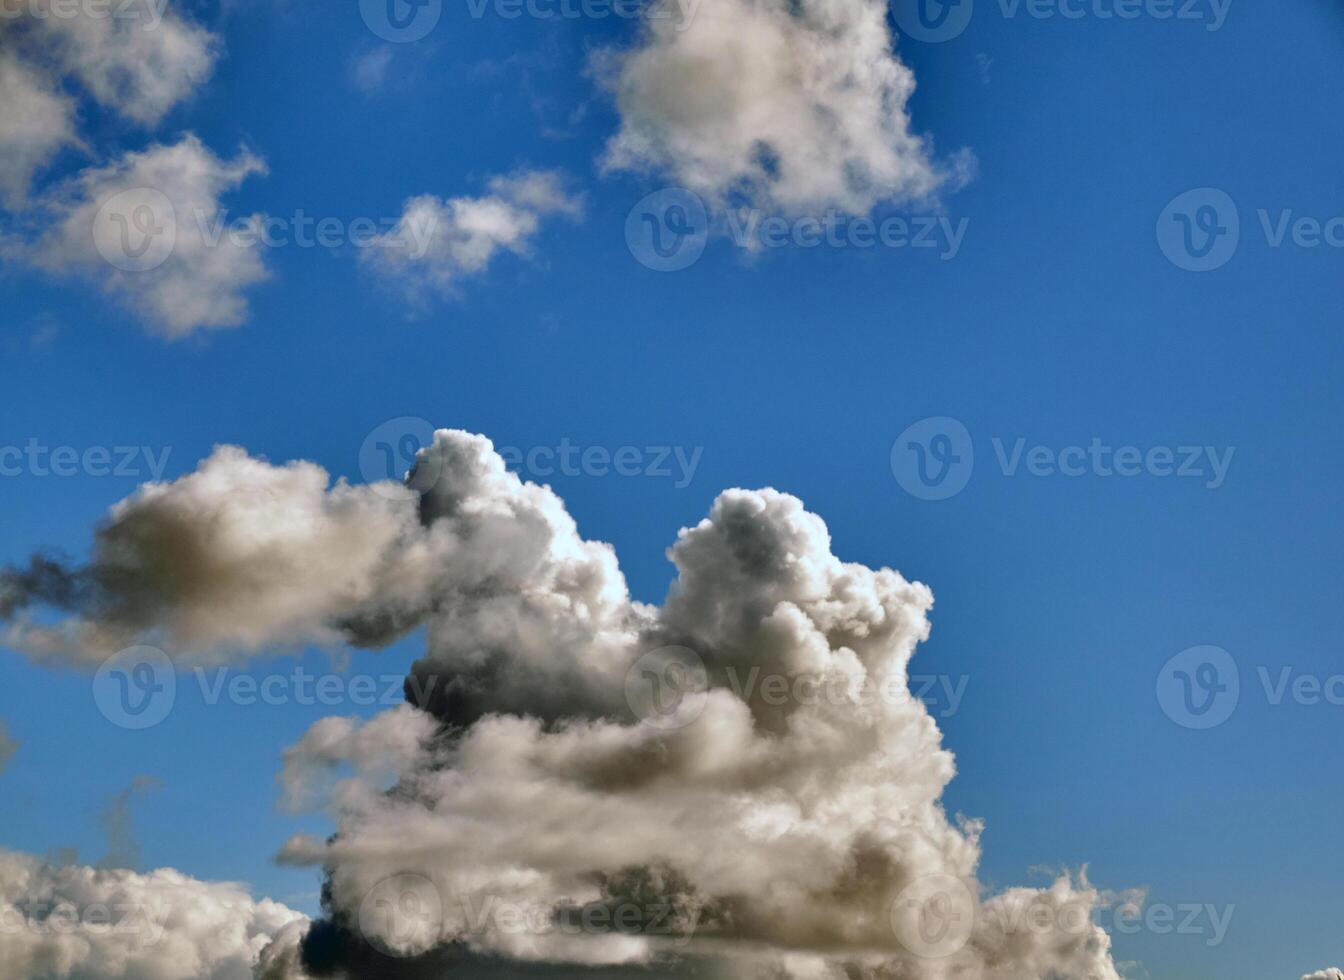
(0, 848), (307, 980)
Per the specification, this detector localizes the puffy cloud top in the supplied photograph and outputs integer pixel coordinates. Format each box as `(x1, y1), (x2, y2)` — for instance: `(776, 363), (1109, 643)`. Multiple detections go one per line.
(597, 0), (968, 215)
(0, 429), (1129, 980)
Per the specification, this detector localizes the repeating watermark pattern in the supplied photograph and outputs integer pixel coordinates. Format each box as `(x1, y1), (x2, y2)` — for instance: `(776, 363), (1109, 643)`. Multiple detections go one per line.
(723, 667), (970, 717)
(889, 877), (1234, 960)
(723, 210), (969, 260)
(359, 416), (440, 498)
(360, 0), (442, 41)
(892, 417), (1234, 500)
(1158, 645), (1344, 729)
(359, 417), (704, 494)
(0, 441), (170, 479)
(890, 417), (975, 501)
(1156, 188), (1240, 272)
(360, 0), (696, 41)
(1, 0), (168, 28)
(890, 874), (977, 958)
(94, 188), (176, 273)
(92, 647), (437, 729)
(359, 873), (445, 957)
(1156, 645), (1239, 729)
(891, 0), (1229, 42)
(494, 441), (703, 488)
(93, 646), (177, 730)
(357, 874), (701, 957)
(1102, 901), (1234, 946)
(92, 192), (435, 272)
(462, 0), (698, 25)
(623, 646), (968, 729)
(625, 188), (710, 272)
(624, 646), (710, 730)
(1158, 187), (1344, 272)
(194, 210), (435, 256)
(625, 188), (969, 272)
(0, 900), (169, 946)
(985, 895), (1233, 947)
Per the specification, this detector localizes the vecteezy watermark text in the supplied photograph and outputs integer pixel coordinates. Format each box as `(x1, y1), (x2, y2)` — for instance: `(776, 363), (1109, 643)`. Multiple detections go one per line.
(890, 0), (1229, 43)
(1158, 186), (1344, 272)
(623, 646), (969, 731)
(0, 901), (169, 946)
(91, 190), (437, 273)
(359, 0), (697, 43)
(195, 210), (433, 256)
(0, 0), (168, 28)
(494, 441), (702, 488)
(356, 874), (702, 959)
(0, 441), (170, 479)
(889, 874), (1233, 961)
(358, 417), (703, 493)
(890, 417), (1234, 500)
(625, 188), (969, 272)
(1158, 645), (1344, 729)
(92, 647), (438, 729)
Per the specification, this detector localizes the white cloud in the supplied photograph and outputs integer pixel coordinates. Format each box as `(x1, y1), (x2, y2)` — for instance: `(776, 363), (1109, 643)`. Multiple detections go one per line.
(596, 0), (970, 216)
(28, 0), (217, 126)
(1, 428), (1127, 980)
(1303, 971), (1344, 980)
(0, 442), (428, 662)
(0, 51), (79, 208)
(278, 705), (439, 813)
(0, 0), (217, 204)
(26, 135), (269, 338)
(0, 847), (308, 980)
(363, 171), (583, 305)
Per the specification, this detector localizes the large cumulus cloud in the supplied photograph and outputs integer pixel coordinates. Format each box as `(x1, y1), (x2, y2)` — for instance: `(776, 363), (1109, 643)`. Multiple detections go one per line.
(2, 430), (1126, 980)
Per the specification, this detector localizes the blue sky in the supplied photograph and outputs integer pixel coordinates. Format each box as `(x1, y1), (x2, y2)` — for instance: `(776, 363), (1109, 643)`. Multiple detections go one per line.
(1, 1), (1343, 979)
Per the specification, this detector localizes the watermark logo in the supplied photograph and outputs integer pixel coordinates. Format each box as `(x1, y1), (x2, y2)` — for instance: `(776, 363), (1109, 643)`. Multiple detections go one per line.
(1158, 647), (1344, 729)
(0, 441), (170, 479)
(724, 210), (968, 259)
(0, 900), (170, 947)
(93, 646), (176, 730)
(1156, 645), (1239, 729)
(895, 0), (1230, 42)
(724, 667), (969, 717)
(359, 418), (704, 494)
(360, 0), (442, 41)
(892, 419), (1234, 500)
(626, 191), (969, 270)
(890, 874), (977, 958)
(359, 416), (441, 499)
(1157, 188), (1240, 272)
(624, 646), (709, 730)
(890, 417), (975, 501)
(625, 188), (710, 272)
(93, 188), (176, 273)
(1, 0), (169, 29)
(358, 873), (445, 957)
(892, 0), (974, 42)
